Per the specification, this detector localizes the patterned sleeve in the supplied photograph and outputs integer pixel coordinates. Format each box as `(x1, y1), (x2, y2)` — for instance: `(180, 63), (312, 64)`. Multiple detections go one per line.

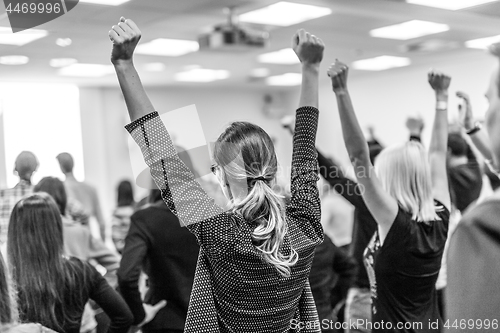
(125, 112), (235, 257)
(286, 107), (322, 243)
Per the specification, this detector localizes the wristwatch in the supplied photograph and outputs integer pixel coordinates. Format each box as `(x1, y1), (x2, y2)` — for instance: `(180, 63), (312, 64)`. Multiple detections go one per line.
(466, 121), (481, 135)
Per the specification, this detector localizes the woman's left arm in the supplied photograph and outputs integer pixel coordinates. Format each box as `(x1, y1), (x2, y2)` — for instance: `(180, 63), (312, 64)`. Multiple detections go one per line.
(428, 72), (452, 211)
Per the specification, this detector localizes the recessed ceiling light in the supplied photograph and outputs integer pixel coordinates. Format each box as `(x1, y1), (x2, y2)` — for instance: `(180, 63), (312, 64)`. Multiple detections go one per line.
(250, 68), (270, 77)
(56, 38), (72, 47)
(370, 20), (449, 40)
(174, 68), (230, 82)
(58, 63), (115, 77)
(407, 0), (498, 10)
(239, 1), (332, 26)
(0, 27), (48, 45)
(266, 73), (302, 86)
(79, 0), (130, 5)
(0, 55), (29, 65)
(143, 63), (166, 72)
(352, 56), (411, 71)
(258, 48), (299, 64)
(136, 39), (199, 57)
(465, 35), (500, 49)
(50, 58), (78, 67)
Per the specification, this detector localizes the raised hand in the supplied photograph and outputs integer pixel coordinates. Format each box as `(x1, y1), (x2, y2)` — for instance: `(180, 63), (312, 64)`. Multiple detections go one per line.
(456, 91), (474, 130)
(489, 42), (500, 58)
(428, 71), (451, 94)
(109, 17), (142, 65)
(405, 116), (425, 136)
(281, 115), (295, 135)
(139, 300), (167, 327)
(292, 29), (324, 66)
(327, 60), (349, 93)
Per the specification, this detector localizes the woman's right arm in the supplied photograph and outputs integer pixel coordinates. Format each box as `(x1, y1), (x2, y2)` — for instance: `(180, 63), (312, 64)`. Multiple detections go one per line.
(287, 30), (324, 239)
(327, 61), (398, 239)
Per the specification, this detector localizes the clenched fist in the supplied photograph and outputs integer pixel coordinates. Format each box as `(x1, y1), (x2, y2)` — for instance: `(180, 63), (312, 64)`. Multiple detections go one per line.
(428, 71), (451, 93)
(327, 60), (349, 93)
(292, 29), (324, 65)
(109, 17), (141, 65)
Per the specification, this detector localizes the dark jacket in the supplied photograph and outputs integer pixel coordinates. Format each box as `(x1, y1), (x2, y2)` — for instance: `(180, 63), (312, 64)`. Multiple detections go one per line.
(118, 201), (199, 331)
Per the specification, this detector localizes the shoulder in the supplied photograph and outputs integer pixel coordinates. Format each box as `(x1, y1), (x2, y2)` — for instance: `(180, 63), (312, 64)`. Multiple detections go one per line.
(459, 199), (500, 230)
(433, 200), (450, 222)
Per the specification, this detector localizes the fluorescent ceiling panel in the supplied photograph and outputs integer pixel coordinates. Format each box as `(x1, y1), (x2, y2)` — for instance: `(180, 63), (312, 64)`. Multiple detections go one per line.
(0, 27), (48, 45)
(143, 63), (166, 72)
(79, 0), (130, 5)
(50, 58), (78, 67)
(407, 0), (498, 10)
(352, 56), (411, 71)
(465, 35), (500, 49)
(370, 20), (449, 40)
(174, 68), (230, 82)
(258, 48), (299, 64)
(58, 63), (115, 77)
(239, 1), (332, 26)
(0, 56), (29, 65)
(250, 68), (270, 77)
(135, 39), (199, 57)
(266, 73), (302, 86)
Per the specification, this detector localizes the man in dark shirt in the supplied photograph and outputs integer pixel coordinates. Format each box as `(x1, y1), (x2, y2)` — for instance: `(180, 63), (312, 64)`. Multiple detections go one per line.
(446, 133), (482, 213)
(317, 151), (379, 333)
(118, 189), (199, 333)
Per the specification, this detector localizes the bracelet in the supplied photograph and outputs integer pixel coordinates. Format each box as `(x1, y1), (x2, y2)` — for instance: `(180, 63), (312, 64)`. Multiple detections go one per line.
(436, 101), (447, 111)
(466, 122), (482, 135)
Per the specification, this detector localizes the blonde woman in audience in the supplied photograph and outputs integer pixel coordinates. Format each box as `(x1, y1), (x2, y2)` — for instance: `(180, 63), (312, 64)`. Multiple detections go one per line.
(110, 17), (324, 333)
(328, 61), (451, 332)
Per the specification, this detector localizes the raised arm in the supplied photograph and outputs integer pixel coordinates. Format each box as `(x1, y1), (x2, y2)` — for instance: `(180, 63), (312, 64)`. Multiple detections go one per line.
(457, 91), (494, 162)
(110, 18), (233, 256)
(286, 30), (324, 236)
(327, 61), (398, 239)
(428, 72), (452, 210)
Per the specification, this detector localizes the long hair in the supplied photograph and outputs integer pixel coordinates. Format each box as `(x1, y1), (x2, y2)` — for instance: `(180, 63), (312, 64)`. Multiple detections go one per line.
(33, 177), (67, 215)
(7, 193), (88, 331)
(117, 180), (135, 207)
(375, 141), (439, 222)
(213, 122), (298, 277)
(0, 254), (17, 326)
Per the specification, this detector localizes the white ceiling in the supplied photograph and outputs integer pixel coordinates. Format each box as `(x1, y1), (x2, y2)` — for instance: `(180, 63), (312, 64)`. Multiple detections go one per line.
(1, 0), (500, 87)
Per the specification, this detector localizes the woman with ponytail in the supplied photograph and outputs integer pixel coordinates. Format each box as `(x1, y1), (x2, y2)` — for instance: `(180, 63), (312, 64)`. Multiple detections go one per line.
(110, 17), (324, 333)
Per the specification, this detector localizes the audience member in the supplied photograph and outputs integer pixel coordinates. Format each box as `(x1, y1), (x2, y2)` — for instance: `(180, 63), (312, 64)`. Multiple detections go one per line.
(111, 180), (135, 253)
(7, 193), (133, 333)
(111, 17), (325, 332)
(56, 153), (106, 241)
(328, 61), (451, 332)
(0, 254), (56, 333)
(119, 188), (199, 332)
(0, 152), (38, 245)
(446, 42), (500, 328)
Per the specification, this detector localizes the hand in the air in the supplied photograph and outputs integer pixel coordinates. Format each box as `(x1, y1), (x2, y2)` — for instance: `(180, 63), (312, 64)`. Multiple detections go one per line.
(109, 17), (141, 65)
(428, 71), (451, 93)
(327, 60), (349, 93)
(456, 91), (474, 130)
(138, 300), (167, 327)
(405, 116), (425, 135)
(292, 29), (325, 65)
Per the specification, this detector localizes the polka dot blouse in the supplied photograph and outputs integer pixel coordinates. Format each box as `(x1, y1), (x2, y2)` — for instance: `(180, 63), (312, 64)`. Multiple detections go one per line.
(125, 106), (323, 333)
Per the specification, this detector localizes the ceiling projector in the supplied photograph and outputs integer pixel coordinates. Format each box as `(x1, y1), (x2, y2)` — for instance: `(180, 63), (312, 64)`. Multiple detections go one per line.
(198, 8), (269, 51)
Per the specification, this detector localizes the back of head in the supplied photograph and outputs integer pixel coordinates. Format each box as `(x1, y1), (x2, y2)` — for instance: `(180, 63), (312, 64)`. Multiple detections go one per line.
(117, 180), (134, 207)
(447, 133), (467, 157)
(14, 151), (38, 181)
(214, 122), (297, 277)
(7, 193), (81, 331)
(33, 177), (67, 215)
(56, 153), (74, 174)
(375, 141), (439, 222)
